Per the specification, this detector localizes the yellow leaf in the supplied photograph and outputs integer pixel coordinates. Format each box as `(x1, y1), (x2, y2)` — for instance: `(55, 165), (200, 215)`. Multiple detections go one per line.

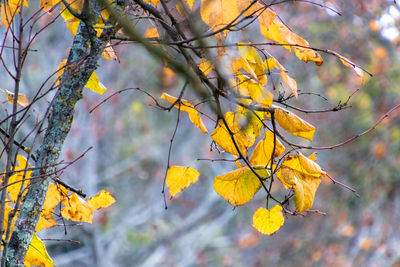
(160, 93), (208, 133)
(102, 43), (118, 61)
(198, 58), (214, 75)
(56, 59), (67, 85)
(253, 205), (284, 235)
(280, 70), (298, 97)
(87, 190), (116, 210)
(281, 152), (326, 178)
(200, 0), (239, 37)
(246, 80), (273, 107)
(236, 0), (264, 18)
(36, 184), (68, 231)
(165, 166), (200, 198)
(213, 167), (268, 206)
(211, 111), (262, 156)
(184, 0), (195, 9)
(40, 0), (59, 13)
(272, 107), (316, 141)
(7, 155), (32, 203)
(25, 233), (54, 267)
(276, 153), (325, 212)
(36, 214), (58, 232)
(145, 27), (159, 39)
(257, 8), (276, 29)
(250, 131), (285, 166)
(238, 45), (267, 84)
(61, 193), (94, 223)
(64, 0), (84, 10)
(6, 90), (29, 107)
(260, 19), (323, 66)
(144, 0), (160, 6)
(85, 72), (107, 94)
(0, 0), (28, 28)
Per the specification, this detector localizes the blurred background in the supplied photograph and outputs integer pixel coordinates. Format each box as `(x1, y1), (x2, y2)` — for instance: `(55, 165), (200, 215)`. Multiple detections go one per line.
(1, 0), (400, 266)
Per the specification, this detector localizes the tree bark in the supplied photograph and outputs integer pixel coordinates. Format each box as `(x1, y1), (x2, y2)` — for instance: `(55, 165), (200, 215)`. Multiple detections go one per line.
(4, 2), (111, 265)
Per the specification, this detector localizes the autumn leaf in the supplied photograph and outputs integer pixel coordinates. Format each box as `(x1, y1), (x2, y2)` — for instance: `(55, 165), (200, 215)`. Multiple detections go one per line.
(260, 19), (323, 66)
(0, 0), (28, 28)
(271, 106), (316, 141)
(102, 43), (118, 61)
(5, 90), (29, 107)
(238, 45), (267, 84)
(87, 190), (116, 209)
(332, 51), (365, 77)
(144, 0), (159, 6)
(250, 131), (285, 166)
(25, 233), (54, 267)
(40, 0), (59, 13)
(145, 27), (159, 39)
(85, 72), (107, 94)
(201, 0), (239, 37)
(276, 153), (326, 212)
(239, 77), (273, 107)
(61, 193), (94, 223)
(213, 167), (269, 206)
(160, 93), (208, 133)
(198, 58), (214, 75)
(253, 205), (284, 235)
(280, 70), (298, 97)
(211, 111), (263, 156)
(36, 184), (68, 231)
(7, 155), (32, 203)
(165, 166), (200, 198)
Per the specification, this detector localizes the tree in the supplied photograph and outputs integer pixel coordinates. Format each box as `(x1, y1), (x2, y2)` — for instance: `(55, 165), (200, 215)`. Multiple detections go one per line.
(0, 0), (398, 266)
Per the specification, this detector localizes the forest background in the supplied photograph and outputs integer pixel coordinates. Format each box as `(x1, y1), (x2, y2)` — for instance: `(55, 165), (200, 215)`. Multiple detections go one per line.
(0, 0), (400, 266)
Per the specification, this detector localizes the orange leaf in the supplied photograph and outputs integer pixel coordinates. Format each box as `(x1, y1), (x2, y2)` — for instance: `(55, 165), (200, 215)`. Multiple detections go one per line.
(201, 0), (239, 37)
(61, 193), (94, 223)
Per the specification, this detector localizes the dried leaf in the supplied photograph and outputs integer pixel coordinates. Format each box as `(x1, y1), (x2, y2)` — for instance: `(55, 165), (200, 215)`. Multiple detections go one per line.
(165, 166), (200, 198)
(160, 93), (208, 133)
(6, 90), (29, 107)
(213, 167), (268, 206)
(253, 205), (284, 235)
